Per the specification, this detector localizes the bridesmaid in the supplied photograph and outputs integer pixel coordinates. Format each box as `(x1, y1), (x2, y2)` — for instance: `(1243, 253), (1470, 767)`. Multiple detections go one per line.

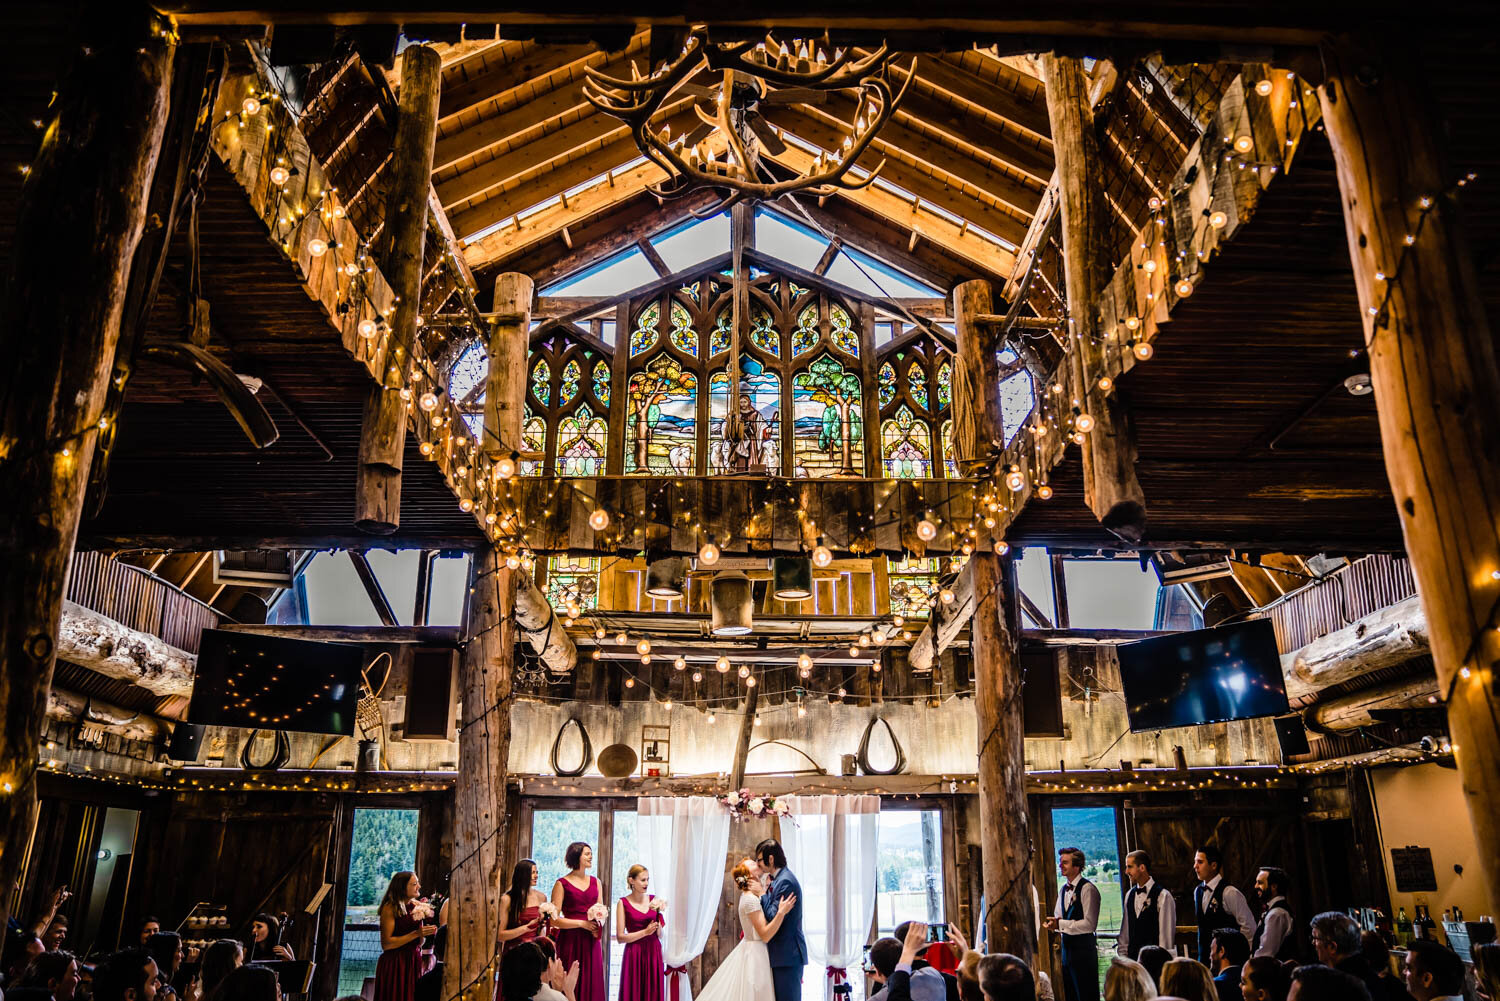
(375, 872), (437, 1001)
(551, 842), (605, 1001)
(495, 859), (547, 1000)
(614, 865), (664, 1001)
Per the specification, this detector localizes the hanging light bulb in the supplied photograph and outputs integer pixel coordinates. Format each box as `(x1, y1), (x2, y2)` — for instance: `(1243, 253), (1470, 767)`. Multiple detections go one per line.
(636, 637), (652, 656)
(419, 441), (434, 456)
(615, 632), (628, 646)
(344, 261), (360, 277)
(640, 654), (652, 665)
(994, 539), (1011, 556)
(419, 391), (439, 412)
(692, 671), (703, 682)
(625, 677), (636, 689)
(798, 652), (813, 673)
(496, 452), (518, 479)
(752, 713), (762, 725)
(663, 699), (673, 711)
(461, 497), (476, 513)
(1141, 258), (1157, 274)
(916, 515), (937, 541)
(797, 703), (807, 718)
(707, 712), (716, 724)
(1124, 315), (1141, 331)
(1175, 278), (1195, 297)
(1075, 413), (1096, 433)
(1234, 134), (1254, 153)
(595, 626), (607, 640)
(1005, 467), (1026, 491)
(307, 237), (328, 257)
(812, 538), (833, 568)
(716, 655), (731, 673)
(848, 645), (860, 657)
(940, 587), (956, 605)
(1097, 376), (1113, 392)
(357, 318), (377, 338)
(1132, 340), (1155, 361)
(674, 656), (686, 671)
(242, 96), (262, 115)
(1208, 210), (1228, 229)
(1037, 484), (1054, 500)
(738, 665), (750, 679)
(698, 539), (720, 566)
(1255, 78), (1274, 96)
(588, 508), (610, 531)
(858, 633), (871, 647)
(269, 164), (290, 186)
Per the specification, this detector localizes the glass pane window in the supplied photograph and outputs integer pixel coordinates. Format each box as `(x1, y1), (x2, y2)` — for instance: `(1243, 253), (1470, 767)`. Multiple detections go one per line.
(792, 354), (863, 477)
(624, 357), (699, 475)
(531, 810), (602, 901)
(876, 809), (946, 936)
(607, 811), (640, 1001)
(1014, 548), (1056, 628)
(545, 556), (601, 611)
(340, 809), (420, 995)
(888, 556), (940, 619)
(1061, 559), (1162, 630)
(1050, 806), (1124, 987)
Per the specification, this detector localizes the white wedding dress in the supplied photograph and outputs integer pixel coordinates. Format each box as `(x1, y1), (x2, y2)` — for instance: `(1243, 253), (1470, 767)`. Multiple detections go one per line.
(692, 891), (774, 1001)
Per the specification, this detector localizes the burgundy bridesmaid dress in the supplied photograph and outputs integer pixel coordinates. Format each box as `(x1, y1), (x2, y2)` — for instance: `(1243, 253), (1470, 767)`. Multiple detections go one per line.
(374, 908), (422, 1001)
(618, 897), (664, 1001)
(555, 877), (605, 1001)
(494, 903), (542, 1001)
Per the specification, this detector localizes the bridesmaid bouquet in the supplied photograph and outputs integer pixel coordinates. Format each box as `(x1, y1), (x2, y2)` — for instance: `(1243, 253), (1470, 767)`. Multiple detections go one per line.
(718, 789), (794, 823)
(586, 903), (609, 927)
(649, 898), (668, 914)
(536, 901), (557, 935)
(409, 897), (436, 922)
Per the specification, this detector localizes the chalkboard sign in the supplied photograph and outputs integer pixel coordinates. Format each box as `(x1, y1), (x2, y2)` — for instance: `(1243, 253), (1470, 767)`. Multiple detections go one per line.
(1391, 846), (1438, 892)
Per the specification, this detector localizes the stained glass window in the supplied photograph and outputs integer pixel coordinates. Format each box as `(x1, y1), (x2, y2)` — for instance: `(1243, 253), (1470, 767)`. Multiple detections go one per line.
(793, 304), (819, 358)
(545, 556), (600, 611)
(830, 304), (858, 357)
(630, 302), (660, 357)
(888, 556), (940, 619)
(941, 419), (957, 477)
(554, 409), (607, 476)
(788, 281), (810, 300)
(708, 357), (781, 475)
(531, 359), (551, 405)
(881, 406), (933, 478)
(878, 362), (897, 408)
(521, 412), (546, 475)
(908, 362), (928, 410)
(709, 310), (731, 357)
(592, 360), (611, 407)
(936, 361), (952, 410)
(559, 358), (581, 406)
(681, 280), (701, 304)
(669, 301), (697, 357)
(1000, 368), (1036, 446)
(792, 353), (863, 477)
(624, 355), (698, 475)
(749, 305), (780, 357)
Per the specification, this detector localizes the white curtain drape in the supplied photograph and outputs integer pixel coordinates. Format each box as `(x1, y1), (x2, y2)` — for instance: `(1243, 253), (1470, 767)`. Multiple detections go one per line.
(637, 797), (732, 1001)
(783, 794), (881, 1000)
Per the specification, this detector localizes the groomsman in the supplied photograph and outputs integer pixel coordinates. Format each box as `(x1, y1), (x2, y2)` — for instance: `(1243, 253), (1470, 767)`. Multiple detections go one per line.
(1192, 846), (1256, 965)
(1251, 866), (1296, 960)
(1043, 846), (1100, 1001)
(1117, 849), (1176, 959)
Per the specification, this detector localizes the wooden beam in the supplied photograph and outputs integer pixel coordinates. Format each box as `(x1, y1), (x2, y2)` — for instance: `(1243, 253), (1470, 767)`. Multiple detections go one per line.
(445, 546), (514, 1001)
(514, 575), (578, 674)
(1320, 31), (1500, 910)
(46, 688), (168, 746)
(910, 52), (1052, 142)
(813, 238), (843, 276)
(955, 278), (1034, 961)
(438, 41), (595, 123)
(635, 236), (670, 278)
(1304, 675), (1441, 735)
(348, 550), (400, 626)
(483, 272), (533, 456)
(1282, 594), (1428, 701)
(1041, 52), (1148, 542)
(729, 684), (761, 791)
(0, 7), (172, 928)
(217, 623), (461, 645)
(356, 45), (441, 534)
(909, 559), (975, 672)
(57, 600), (196, 698)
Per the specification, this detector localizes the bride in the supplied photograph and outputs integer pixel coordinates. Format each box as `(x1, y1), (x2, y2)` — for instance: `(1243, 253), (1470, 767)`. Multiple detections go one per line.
(693, 860), (797, 1001)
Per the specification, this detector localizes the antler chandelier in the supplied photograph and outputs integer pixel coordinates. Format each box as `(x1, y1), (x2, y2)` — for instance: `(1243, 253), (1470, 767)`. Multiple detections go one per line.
(582, 27), (912, 214)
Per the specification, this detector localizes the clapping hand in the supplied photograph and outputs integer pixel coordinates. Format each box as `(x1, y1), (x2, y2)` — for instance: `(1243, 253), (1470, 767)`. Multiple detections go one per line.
(775, 893), (798, 917)
(563, 960), (580, 1001)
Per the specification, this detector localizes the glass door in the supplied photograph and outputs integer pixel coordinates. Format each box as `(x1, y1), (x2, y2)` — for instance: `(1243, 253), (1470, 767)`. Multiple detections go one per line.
(338, 808), (420, 996)
(1049, 805), (1125, 987)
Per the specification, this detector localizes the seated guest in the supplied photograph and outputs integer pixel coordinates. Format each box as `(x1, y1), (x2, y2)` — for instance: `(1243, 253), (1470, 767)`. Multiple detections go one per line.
(93, 949), (160, 1001)
(143, 935), (184, 1000)
(137, 921), (161, 949)
(1358, 932), (1413, 1001)
(7, 951), (79, 1001)
(956, 952), (983, 1001)
(1135, 947), (1171, 990)
(874, 931), (958, 1001)
(1287, 964), (1371, 1001)
(4, 933), (45, 988)
(40, 919), (67, 955)
(1310, 913), (1382, 1001)
(977, 953), (1037, 1001)
(1209, 931), (1249, 1001)
(1239, 956), (1289, 1001)
(243, 917), (290, 964)
(1400, 940), (1465, 1001)
(197, 941), (243, 1001)
(1474, 942), (1500, 1001)
(1159, 959), (1217, 1001)
(214, 967), (277, 1001)
(499, 942), (575, 1001)
(1101, 956), (1156, 1001)
(413, 919), (447, 1001)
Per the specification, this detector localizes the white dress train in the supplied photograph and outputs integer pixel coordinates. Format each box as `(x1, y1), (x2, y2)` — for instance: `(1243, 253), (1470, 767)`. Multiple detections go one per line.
(692, 892), (774, 1001)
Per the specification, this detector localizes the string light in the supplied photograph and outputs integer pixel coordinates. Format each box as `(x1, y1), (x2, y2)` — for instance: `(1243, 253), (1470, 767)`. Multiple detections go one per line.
(588, 508), (610, 531)
(812, 538), (833, 568)
(699, 539), (721, 565)
(496, 453), (518, 479)
(916, 516), (937, 541)
(674, 656), (687, 671)
(716, 655), (731, 673)
(636, 638), (652, 656)
(1036, 484), (1054, 500)
(1074, 413), (1096, 433)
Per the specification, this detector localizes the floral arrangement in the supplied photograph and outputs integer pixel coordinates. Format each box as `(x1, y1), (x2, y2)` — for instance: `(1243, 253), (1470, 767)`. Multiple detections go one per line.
(586, 903), (609, 926)
(649, 897), (668, 914)
(537, 902), (558, 919)
(409, 897), (436, 922)
(718, 789), (794, 823)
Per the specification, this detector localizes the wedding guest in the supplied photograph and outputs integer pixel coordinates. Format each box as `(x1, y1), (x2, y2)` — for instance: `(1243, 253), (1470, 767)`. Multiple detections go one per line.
(1400, 940), (1464, 1001)
(1160, 959), (1217, 1001)
(888, 925), (985, 1001)
(3, 931), (44, 987)
(1102, 956), (1156, 1001)
(1044, 848), (1100, 1001)
(550, 843), (604, 1001)
(1286, 964), (1371, 1001)
(93, 949), (159, 1001)
(1358, 932), (1412, 1001)
(197, 941), (243, 1001)
(956, 951), (983, 1001)
(1135, 948), (1171, 990)
(243, 917), (290, 964)
(499, 943), (577, 1001)
(1192, 848), (1255, 966)
(870, 936), (952, 1001)
(1474, 942), (1500, 1001)
(890, 923), (961, 1001)
(138, 920), (161, 948)
(7, 951), (79, 1001)
(143, 935), (185, 1000)
(1250, 870), (1294, 961)
(1209, 931), (1248, 1001)
(1239, 956), (1289, 1001)
(1118, 851), (1175, 960)
(216, 966), (277, 1001)
(1311, 913), (1382, 1001)
(374, 872), (437, 1001)
(978, 953), (1037, 1001)
(499, 860), (547, 959)
(40, 919), (67, 954)
(614, 866), (663, 1001)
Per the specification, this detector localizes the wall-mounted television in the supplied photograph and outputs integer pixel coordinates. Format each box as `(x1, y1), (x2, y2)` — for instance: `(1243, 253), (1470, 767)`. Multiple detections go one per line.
(186, 629), (364, 736)
(1117, 619), (1288, 732)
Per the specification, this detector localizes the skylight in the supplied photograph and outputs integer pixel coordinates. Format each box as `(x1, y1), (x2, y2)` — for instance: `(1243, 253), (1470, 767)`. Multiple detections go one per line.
(652, 212), (729, 271)
(540, 246), (662, 296)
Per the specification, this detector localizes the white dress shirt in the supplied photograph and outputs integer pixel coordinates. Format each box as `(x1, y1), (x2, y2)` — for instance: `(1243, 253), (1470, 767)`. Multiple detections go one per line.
(1253, 895), (1293, 957)
(1054, 876), (1101, 935)
(1116, 878), (1176, 955)
(1198, 874), (1256, 944)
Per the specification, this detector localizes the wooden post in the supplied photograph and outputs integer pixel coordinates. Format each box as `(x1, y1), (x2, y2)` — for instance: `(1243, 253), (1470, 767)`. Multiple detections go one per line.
(729, 684), (760, 791)
(1041, 52), (1148, 542)
(0, 7), (173, 928)
(445, 547), (515, 1001)
(483, 272), (533, 457)
(355, 44), (441, 534)
(954, 279), (1035, 960)
(1320, 33), (1500, 909)
(727, 202), (755, 441)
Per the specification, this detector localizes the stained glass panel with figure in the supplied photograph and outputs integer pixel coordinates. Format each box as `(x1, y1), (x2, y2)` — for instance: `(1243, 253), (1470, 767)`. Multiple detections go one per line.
(708, 358), (781, 475)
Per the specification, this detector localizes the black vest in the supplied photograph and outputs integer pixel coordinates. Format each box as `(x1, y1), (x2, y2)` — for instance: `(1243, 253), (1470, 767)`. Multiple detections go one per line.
(1194, 880), (1239, 964)
(1060, 878), (1097, 956)
(1123, 882), (1167, 959)
(1251, 900), (1296, 961)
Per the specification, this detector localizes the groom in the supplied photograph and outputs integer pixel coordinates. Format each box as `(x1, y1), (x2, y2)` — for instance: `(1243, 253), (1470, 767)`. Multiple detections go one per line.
(755, 838), (807, 1001)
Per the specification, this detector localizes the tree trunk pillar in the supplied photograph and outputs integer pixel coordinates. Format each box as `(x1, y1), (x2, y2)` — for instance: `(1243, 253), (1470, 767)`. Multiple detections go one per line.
(1320, 33), (1500, 910)
(356, 43), (441, 533)
(0, 7), (173, 927)
(484, 273), (532, 458)
(1041, 52), (1148, 542)
(446, 546), (515, 1001)
(955, 279), (1035, 960)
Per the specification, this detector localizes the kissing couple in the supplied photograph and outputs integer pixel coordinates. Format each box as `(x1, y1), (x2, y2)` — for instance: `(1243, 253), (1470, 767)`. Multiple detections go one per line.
(693, 838), (807, 1001)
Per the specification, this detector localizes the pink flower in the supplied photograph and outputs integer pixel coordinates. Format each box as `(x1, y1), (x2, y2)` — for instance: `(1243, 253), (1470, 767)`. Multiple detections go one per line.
(587, 903), (608, 924)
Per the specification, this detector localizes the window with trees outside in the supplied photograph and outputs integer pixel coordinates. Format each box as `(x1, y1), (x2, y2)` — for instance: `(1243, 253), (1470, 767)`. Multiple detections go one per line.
(339, 808), (419, 996)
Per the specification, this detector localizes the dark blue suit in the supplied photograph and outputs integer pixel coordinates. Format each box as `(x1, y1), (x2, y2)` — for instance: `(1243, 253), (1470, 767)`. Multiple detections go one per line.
(761, 867), (807, 1001)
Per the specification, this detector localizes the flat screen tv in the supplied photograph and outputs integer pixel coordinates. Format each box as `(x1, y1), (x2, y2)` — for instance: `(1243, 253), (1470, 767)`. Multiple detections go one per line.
(186, 629), (364, 736)
(1117, 618), (1288, 732)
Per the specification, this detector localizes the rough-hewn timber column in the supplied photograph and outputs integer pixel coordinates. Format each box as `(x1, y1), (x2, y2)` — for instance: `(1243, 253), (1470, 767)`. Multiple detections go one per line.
(1320, 34), (1500, 910)
(482, 273), (533, 457)
(0, 7), (173, 928)
(1041, 52), (1147, 542)
(955, 279), (1035, 960)
(356, 44), (441, 534)
(446, 546), (515, 1001)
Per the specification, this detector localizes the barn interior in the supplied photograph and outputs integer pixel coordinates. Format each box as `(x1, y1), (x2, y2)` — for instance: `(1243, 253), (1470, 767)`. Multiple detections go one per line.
(2, 4), (1498, 1001)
